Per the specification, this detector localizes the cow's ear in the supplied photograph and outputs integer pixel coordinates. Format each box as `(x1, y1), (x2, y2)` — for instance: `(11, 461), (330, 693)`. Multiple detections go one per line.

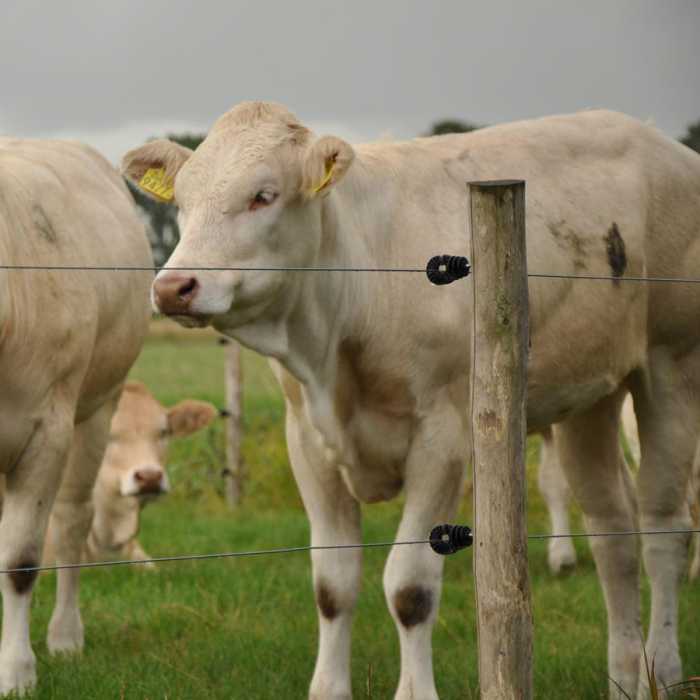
(302, 136), (355, 198)
(121, 140), (193, 203)
(167, 400), (217, 437)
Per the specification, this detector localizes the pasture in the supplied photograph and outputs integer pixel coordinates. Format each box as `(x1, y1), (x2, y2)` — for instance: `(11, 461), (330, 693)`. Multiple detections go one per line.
(23, 323), (700, 699)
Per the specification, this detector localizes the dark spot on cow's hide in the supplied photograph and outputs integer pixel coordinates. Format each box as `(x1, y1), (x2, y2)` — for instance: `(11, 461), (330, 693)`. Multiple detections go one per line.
(394, 585), (432, 627)
(605, 222), (627, 282)
(9, 558), (39, 595)
(548, 221), (588, 271)
(316, 580), (338, 620)
(32, 205), (57, 244)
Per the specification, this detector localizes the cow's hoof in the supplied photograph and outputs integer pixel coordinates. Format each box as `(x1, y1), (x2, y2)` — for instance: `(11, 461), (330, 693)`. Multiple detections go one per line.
(0, 653), (37, 697)
(309, 679), (351, 700)
(47, 613), (84, 655)
(636, 647), (682, 700)
(309, 692), (351, 700)
(547, 540), (577, 575)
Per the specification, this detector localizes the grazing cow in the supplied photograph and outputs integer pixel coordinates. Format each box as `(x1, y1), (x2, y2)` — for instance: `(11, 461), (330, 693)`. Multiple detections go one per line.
(43, 381), (218, 567)
(540, 395), (700, 580)
(0, 139), (153, 694)
(124, 101), (700, 699)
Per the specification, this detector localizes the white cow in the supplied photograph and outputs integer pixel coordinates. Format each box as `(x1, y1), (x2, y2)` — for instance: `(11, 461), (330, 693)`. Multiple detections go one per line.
(124, 101), (700, 699)
(540, 395), (700, 579)
(0, 139), (153, 694)
(87, 381), (217, 565)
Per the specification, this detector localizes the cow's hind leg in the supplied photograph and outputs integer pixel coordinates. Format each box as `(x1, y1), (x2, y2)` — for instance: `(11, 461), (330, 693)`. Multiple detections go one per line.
(384, 409), (467, 700)
(0, 413), (73, 695)
(286, 415), (361, 700)
(553, 390), (640, 699)
(46, 398), (117, 654)
(688, 441), (700, 581)
(632, 353), (699, 698)
(538, 428), (577, 574)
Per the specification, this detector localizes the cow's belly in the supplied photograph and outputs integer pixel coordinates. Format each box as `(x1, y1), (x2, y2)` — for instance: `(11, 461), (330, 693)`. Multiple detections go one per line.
(527, 374), (620, 433)
(337, 409), (413, 504)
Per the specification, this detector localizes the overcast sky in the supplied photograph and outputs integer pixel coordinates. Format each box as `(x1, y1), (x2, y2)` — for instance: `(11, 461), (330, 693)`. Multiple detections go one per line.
(1, 1), (698, 163)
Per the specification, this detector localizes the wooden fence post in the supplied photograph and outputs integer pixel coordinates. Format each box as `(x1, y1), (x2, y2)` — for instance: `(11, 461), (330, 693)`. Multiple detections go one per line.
(469, 180), (533, 700)
(221, 338), (244, 507)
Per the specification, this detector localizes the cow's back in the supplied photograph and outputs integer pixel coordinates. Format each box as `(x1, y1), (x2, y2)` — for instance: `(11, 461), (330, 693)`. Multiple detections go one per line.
(0, 139), (153, 449)
(345, 111), (700, 430)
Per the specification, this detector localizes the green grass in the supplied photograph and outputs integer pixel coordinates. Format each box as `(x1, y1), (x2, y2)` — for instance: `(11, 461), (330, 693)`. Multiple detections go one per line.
(20, 331), (700, 698)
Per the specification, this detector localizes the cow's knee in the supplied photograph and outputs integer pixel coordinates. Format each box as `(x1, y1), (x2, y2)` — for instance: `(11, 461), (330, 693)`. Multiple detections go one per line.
(6, 554), (39, 596)
(314, 575), (358, 621)
(392, 584), (433, 628)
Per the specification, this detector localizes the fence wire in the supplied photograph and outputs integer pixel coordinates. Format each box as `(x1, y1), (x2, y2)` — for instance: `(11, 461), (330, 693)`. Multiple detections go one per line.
(4, 263), (700, 285)
(1, 528), (699, 576)
(1, 261), (700, 578)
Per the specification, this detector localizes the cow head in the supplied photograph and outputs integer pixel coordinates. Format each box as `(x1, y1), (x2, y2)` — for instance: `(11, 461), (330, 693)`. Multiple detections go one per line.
(89, 382), (217, 555)
(122, 101), (355, 335)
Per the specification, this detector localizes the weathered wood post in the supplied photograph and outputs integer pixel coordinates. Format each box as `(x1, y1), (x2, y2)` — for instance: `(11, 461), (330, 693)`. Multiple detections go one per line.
(469, 180), (532, 700)
(220, 337), (244, 507)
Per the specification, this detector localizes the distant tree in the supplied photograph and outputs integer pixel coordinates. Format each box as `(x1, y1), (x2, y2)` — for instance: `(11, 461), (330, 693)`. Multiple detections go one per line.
(126, 132), (206, 265)
(426, 119), (481, 136)
(164, 132), (206, 151)
(680, 119), (700, 154)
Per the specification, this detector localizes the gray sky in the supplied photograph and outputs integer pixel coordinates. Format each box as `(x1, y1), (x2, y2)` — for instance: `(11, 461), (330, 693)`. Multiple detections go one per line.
(1, 0), (698, 163)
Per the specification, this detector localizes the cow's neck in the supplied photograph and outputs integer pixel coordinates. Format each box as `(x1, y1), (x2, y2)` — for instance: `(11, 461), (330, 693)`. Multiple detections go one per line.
(234, 174), (382, 391)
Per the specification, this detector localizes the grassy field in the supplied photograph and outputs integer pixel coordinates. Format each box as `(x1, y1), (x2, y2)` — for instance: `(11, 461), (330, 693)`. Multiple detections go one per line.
(24, 325), (700, 699)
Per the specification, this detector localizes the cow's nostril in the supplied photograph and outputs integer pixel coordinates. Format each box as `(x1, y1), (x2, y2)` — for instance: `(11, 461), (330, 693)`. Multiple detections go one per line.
(177, 277), (198, 300)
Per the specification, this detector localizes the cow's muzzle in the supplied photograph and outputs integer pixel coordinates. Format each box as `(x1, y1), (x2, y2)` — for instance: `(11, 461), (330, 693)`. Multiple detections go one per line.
(153, 272), (199, 316)
(134, 468), (167, 496)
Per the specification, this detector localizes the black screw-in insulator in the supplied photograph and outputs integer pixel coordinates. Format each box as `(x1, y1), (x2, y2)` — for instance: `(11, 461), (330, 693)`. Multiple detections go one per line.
(429, 524), (473, 555)
(218, 408), (231, 418)
(217, 336), (231, 345)
(426, 255), (471, 285)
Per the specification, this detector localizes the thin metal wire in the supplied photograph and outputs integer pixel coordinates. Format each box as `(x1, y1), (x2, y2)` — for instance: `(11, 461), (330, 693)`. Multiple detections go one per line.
(0, 539), (433, 575)
(2, 528), (698, 576)
(0, 264), (425, 273)
(3, 264), (700, 284)
(529, 528), (700, 540)
(0, 261), (698, 576)
(529, 272), (700, 284)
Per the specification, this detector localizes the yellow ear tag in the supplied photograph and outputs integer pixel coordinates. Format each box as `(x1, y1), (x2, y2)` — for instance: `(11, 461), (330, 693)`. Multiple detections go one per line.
(139, 167), (175, 202)
(311, 160), (335, 195)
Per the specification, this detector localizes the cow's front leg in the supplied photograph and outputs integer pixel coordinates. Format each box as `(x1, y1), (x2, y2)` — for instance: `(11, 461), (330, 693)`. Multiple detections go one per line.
(46, 400), (115, 654)
(384, 411), (467, 700)
(0, 415), (73, 695)
(286, 415), (361, 700)
(537, 428), (577, 574)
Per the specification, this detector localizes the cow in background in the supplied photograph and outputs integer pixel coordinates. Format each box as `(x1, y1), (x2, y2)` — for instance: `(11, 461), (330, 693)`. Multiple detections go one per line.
(83, 381), (217, 566)
(125, 101), (700, 699)
(0, 139), (152, 694)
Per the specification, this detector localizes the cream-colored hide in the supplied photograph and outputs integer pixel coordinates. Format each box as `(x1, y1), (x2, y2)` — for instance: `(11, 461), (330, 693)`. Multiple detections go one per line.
(125, 101), (700, 700)
(0, 139), (153, 695)
(539, 395), (700, 580)
(85, 381), (217, 567)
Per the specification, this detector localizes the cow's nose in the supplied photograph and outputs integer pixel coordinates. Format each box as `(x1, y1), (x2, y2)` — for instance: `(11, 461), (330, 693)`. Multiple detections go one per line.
(134, 468), (165, 494)
(153, 273), (199, 315)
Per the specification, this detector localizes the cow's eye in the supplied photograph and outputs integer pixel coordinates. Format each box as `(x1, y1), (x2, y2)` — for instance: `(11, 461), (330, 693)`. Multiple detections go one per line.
(249, 191), (277, 211)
